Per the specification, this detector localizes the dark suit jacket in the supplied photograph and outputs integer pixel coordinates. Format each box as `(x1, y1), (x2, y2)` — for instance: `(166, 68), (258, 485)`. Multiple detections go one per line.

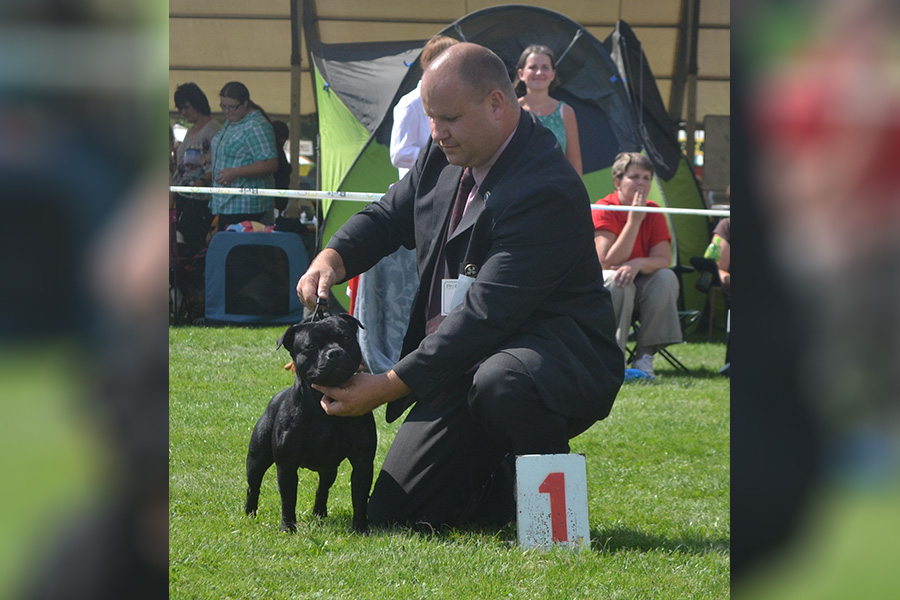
(328, 110), (623, 423)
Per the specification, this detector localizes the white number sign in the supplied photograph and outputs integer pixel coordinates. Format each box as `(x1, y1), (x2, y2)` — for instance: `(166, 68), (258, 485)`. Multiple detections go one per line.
(516, 453), (590, 551)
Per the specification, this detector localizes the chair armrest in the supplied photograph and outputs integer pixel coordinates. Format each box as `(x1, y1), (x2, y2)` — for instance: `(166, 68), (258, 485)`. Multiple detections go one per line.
(672, 263), (695, 275)
(690, 256), (719, 275)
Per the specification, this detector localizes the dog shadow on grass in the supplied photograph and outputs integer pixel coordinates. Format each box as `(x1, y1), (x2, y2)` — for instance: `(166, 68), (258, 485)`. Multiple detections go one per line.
(590, 526), (729, 555)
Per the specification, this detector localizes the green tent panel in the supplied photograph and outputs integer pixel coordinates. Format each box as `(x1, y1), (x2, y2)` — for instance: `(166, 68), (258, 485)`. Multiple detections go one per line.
(311, 39), (423, 306)
(320, 138), (396, 304)
(660, 158), (713, 314)
(314, 67), (371, 195)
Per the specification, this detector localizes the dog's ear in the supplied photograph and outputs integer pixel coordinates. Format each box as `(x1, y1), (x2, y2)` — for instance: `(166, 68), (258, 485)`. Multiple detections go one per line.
(335, 313), (365, 330)
(276, 323), (303, 354)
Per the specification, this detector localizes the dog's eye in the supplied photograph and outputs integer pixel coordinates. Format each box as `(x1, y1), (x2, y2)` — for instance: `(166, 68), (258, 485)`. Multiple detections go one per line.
(303, 335), (323, 348)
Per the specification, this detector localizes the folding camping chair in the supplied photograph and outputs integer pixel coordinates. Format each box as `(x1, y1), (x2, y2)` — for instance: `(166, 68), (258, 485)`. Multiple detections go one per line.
(691, 256), (729, 341)
(691, 256), (730, 374)
(625, 265), (701, 374)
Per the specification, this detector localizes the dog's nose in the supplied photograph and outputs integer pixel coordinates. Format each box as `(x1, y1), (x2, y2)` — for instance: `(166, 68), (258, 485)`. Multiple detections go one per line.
(323, 347), (346, 361)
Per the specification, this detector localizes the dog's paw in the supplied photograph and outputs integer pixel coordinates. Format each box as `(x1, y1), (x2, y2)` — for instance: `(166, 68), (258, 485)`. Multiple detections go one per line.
(244, 494), (259, 516)
(280, 521), (298, 534)
(352, 519), (369, 534)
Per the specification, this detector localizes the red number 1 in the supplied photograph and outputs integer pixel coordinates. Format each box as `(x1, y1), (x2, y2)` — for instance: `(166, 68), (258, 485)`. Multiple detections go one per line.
(539, 472), (568, 542)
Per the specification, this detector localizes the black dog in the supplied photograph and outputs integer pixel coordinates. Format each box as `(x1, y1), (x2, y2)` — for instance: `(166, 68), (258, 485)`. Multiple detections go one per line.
(244, 314), (376, 533)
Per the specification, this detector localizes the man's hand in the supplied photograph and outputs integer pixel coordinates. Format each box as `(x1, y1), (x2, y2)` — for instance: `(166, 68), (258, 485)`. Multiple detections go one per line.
(314, 370), (411, 417)
(297, 248), (346, 311)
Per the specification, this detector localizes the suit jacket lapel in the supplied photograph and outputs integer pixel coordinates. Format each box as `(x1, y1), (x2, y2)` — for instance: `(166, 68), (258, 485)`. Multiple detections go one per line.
(478, 111), (534, 200)
(419, 164), (464, 271)
(447, 188), (485, 243)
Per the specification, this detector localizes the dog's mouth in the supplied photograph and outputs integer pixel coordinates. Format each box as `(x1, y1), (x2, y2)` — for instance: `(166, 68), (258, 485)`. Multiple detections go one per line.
(305, 364), (357, 387)
(300, 350), (360, 386)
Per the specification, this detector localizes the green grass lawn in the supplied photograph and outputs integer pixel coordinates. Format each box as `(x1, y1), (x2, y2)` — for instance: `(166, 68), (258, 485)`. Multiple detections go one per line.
(170, 325), (729, 599)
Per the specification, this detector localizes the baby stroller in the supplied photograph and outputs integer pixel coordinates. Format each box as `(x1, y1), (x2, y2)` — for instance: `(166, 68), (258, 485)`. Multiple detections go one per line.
(169, 208), (207, 324)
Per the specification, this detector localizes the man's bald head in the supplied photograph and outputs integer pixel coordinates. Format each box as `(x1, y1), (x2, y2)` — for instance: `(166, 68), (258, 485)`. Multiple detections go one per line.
(425, 42), (517, 107)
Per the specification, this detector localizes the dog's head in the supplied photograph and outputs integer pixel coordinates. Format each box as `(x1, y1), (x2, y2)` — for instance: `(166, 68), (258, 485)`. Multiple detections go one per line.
(277, 314), (364, 386)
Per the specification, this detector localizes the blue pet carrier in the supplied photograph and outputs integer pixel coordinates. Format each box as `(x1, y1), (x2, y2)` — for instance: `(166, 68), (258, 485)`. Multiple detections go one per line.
(204, 232), (309, 324)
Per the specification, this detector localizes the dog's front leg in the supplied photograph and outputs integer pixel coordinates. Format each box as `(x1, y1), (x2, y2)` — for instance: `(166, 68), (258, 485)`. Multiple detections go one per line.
(275, 463), (300, 532)
(313, 468), (338, 519)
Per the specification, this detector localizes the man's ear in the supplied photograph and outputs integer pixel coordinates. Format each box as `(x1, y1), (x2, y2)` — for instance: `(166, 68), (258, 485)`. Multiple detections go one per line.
(488, 89), (504, 114)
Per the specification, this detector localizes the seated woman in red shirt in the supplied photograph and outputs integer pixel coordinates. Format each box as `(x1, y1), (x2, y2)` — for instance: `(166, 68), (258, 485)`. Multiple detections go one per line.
(593, 152), (682, 377)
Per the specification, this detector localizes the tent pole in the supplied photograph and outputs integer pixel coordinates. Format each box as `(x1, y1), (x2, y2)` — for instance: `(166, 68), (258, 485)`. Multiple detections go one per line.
(683, 0), (700, 173)
(289, 0), (304, 191)
(290, 65), (302, 191)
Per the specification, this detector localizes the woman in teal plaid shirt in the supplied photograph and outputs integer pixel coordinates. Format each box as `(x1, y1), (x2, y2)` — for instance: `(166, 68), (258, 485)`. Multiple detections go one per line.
(210, 81), (279, 231)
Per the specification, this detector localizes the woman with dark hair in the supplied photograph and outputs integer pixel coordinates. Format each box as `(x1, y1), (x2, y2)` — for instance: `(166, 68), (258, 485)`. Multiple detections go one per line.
(171, 82), (221, 248)
(210, 81), (278, 231)
(514, 45), (582, 176)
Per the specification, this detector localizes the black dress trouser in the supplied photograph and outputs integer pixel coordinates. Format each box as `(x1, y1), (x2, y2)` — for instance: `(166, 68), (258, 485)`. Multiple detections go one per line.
(367, 351), (594, 529)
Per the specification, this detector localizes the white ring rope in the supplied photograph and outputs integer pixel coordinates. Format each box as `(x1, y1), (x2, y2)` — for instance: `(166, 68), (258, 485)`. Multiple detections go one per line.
(170, 186), (730, 217)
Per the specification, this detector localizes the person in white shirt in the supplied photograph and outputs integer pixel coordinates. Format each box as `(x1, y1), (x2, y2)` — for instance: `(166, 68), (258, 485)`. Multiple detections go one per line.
(390, 35), (458, 180)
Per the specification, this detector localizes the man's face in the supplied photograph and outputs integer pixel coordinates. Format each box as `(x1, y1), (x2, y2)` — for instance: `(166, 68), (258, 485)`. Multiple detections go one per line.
(422, 71), (499, 168)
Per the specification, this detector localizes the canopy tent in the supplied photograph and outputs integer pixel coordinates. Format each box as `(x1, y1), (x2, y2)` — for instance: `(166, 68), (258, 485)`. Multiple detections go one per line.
(170, 0), (730, 191)
(169, 0), (730, 121)
(310, 6), (711, 316)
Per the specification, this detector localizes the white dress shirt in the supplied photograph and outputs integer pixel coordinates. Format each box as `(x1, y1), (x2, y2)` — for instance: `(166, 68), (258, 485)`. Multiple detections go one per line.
(390, 81), (430, 180)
